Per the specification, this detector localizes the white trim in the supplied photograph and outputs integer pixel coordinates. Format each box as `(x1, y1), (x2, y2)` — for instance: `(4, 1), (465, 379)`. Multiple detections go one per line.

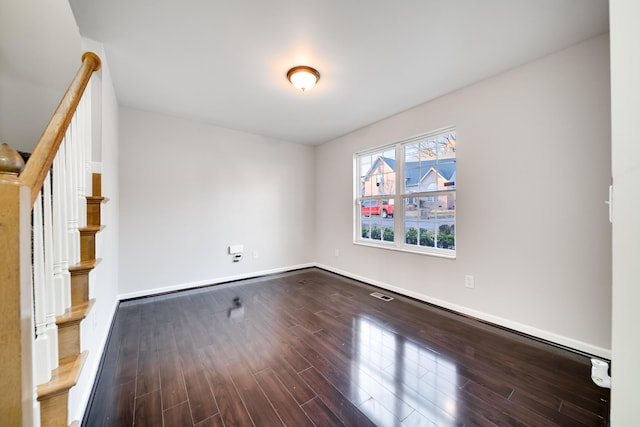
(353, 240), (456, 259)
(91, 162), (102, 173)
(354, 125), (457, 157)
(117, 263), (316, 300)
(316, 263), (611, 360)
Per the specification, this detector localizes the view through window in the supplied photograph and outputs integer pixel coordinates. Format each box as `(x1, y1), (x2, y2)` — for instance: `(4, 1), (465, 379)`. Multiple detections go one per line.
(356, 128), (456, 257)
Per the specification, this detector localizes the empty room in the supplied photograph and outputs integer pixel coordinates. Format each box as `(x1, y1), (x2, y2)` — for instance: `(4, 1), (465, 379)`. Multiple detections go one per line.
(2, 0), (639, 426)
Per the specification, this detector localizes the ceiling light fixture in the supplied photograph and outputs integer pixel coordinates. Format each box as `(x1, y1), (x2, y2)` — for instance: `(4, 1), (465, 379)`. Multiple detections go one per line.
(287, 66), (320, 92)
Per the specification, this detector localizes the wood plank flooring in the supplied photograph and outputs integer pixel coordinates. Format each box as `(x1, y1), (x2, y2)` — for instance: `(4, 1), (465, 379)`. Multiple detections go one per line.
(83, 268), (610, 426)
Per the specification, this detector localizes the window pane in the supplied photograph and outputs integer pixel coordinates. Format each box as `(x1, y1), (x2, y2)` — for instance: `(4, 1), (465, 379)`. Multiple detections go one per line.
(361, 217), (383, 241)
(404, 220), (419, 246)
(361, 150), (396, 197)
(404, 132), (456, 194)
(359, 154), (373, 197)
(361, 198), (395, 242)
(403, 194), (455, 250)
(420, 140), (437, 161)
(438, 157), (456, 190)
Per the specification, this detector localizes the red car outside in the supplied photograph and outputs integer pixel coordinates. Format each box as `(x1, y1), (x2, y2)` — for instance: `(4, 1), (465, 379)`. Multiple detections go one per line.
(361, 200), (394, 218)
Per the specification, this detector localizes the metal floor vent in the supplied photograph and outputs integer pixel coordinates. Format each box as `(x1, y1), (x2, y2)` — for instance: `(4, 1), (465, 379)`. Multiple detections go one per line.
(370, 292), (394, 301)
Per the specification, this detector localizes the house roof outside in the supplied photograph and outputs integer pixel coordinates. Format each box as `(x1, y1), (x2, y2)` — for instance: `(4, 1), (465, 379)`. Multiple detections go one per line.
(405, 160), (456, 187)
(369, 157), (456, 187)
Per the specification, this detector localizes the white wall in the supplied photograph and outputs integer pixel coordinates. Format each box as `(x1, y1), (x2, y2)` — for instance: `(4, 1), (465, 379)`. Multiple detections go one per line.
(610, 0), (640, 423)
(118, 107), (316, 297)
(0, 0), (82, 152)
(316, 34), (612, 358)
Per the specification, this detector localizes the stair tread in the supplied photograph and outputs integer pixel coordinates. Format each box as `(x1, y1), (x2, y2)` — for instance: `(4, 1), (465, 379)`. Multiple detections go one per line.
(57, 299), (95, 325)
(37, 352), (88, 401)
(78, 225), (105, 233)
(69, 258), (102, 273)
(87, 195), (109, 203)
(86, 195), (106, 203)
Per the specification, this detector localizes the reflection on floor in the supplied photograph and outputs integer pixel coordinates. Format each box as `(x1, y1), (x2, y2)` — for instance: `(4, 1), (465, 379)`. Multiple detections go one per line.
(355, 316), (459, 425)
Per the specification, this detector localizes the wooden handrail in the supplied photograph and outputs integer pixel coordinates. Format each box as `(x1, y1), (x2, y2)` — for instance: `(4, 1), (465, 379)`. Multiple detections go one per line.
(19, 52), (101, 208)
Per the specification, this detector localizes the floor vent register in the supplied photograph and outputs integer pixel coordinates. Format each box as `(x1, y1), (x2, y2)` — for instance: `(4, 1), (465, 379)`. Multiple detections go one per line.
(370, 292), (394, 301)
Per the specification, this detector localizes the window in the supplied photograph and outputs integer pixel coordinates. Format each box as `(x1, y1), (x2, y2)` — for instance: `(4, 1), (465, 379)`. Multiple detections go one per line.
(355, 127), (456, 257)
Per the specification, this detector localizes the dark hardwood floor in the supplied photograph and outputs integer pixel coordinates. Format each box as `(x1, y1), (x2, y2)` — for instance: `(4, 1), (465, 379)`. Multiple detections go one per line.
(83, 268), (610, 426)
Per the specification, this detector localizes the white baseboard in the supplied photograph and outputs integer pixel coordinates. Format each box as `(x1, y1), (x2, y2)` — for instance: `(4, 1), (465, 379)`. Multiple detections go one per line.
(117, 263), (316, 301)
(316, 263), (612, 360)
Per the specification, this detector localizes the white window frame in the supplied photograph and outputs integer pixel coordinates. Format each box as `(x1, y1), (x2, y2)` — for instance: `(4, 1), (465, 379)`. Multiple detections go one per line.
(354, 126), (456, 258)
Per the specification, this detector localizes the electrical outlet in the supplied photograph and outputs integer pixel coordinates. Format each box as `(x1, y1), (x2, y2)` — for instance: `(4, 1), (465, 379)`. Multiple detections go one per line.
(229, 244), (243, 255)
(465, 275), (475, 289)
(334, 248), (340, 257)
(253, 251), (259, 259)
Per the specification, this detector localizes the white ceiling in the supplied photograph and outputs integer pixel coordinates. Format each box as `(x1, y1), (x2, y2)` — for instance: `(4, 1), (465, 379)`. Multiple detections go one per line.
(68, 0), (609, 145)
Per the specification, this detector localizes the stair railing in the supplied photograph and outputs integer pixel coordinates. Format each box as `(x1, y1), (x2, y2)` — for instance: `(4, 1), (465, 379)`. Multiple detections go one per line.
(0, 52), (101, 426)
(33, 73), (93, 386)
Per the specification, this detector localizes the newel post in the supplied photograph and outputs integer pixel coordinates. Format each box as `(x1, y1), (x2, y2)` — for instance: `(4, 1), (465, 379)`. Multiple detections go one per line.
(0, 142), (34, 426)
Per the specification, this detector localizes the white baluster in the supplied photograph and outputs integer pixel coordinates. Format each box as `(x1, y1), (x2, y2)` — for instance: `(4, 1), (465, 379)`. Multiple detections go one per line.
(42, 173), (59, 369)
(77, 92), (87, 230)
(84, 85), (94, 199)
(53, 140), (71, 315)
(84, 86), (92, 221)
(66, 119), (80, 266)
(33, 192), (52, 385)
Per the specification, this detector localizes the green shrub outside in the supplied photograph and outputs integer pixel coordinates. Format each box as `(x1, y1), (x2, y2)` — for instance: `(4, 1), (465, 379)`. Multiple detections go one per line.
(419, 228), (434, 246)
(406, 227), (418, 244)
(365, 224), (454, 250)
(383, 227), (394, 241)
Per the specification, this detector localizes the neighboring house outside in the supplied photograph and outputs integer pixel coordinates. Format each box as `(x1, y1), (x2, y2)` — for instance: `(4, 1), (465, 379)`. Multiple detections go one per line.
(362, 157), (397, 197)
(362, 156), (456, 213)
(405, 159), (456, 212)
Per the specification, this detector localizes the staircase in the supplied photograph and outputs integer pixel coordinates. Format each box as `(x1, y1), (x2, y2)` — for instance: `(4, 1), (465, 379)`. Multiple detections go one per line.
(36, 173), (105, 427)
(0, 52), (102, 427)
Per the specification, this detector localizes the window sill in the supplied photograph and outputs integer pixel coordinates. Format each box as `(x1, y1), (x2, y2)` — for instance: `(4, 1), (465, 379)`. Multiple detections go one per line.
(353, 240), (456, 259)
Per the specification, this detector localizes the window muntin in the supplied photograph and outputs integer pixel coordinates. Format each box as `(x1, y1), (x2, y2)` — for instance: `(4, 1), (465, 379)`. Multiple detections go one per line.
(356, 128), (456, 257)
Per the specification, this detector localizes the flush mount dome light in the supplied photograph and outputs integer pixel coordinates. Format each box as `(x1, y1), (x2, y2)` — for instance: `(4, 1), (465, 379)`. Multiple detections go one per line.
(287, 66), (320, 92)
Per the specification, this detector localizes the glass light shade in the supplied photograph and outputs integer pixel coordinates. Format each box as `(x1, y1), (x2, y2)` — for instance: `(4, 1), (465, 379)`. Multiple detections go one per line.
(287, 66), (320, 92)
